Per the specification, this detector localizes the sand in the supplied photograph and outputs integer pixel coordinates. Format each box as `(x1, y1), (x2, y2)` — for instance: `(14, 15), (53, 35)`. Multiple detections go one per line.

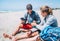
(0, 10), (60, 41)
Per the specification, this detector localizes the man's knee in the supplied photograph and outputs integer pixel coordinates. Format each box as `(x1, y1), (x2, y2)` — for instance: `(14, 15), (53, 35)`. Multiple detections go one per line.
(12, 37), (17, 41)
(19, 24), (23, 28)
(31, 31), (39, 36)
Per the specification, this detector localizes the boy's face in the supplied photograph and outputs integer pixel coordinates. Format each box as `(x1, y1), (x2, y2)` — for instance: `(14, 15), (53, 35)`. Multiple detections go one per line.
(27, 9), (32, 14)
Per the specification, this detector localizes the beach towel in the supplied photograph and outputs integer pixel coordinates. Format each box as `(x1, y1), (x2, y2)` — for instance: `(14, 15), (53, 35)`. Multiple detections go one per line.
(40, 26), (60, 41)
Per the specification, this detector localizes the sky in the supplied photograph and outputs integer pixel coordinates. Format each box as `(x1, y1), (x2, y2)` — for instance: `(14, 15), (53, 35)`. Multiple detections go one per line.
(0, 0), (60, 11)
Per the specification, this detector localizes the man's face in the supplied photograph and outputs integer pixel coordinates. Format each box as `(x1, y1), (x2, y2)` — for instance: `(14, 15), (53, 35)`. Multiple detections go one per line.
(21, 20), (25, 24)
(27, 9), (32, 14)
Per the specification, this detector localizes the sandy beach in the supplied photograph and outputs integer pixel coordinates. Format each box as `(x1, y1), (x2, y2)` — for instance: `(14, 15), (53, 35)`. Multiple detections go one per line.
(0, 10), (60, 41)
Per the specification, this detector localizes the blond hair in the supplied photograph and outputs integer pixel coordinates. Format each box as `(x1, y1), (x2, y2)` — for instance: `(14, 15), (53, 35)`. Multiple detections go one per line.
(40, 6), (53, 15)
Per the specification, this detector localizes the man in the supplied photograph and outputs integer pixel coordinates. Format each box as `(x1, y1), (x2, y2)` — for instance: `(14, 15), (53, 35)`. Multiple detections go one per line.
(3, 4), (41, 41)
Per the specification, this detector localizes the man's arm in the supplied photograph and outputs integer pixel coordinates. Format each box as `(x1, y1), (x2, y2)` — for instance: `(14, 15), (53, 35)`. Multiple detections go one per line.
(34, 13), (41, 25)
(31, 13), (41, 26)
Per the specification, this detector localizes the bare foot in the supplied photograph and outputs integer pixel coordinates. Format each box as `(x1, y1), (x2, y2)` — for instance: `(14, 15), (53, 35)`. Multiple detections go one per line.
(3, 33), (12, 39)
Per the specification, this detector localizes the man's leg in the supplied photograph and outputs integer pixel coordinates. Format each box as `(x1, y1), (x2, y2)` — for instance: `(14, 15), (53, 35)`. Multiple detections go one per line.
(3, 25), (23, 39)
(3, 31), (40, 41)
(12, 31), (31, 41)
(3, 24), (22, 39)
(3, 31), (31, 41)
(36, 37), (41, 41)
(12, 31), (39, 41)
(31, 31), (39, 37)
(19, 35), (41, 41)
(12, 24), (23, 36)
(3, 33), (13, 39)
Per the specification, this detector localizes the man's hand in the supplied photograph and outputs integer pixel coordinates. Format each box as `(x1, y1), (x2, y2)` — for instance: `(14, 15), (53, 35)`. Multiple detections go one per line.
(20, 29), (29, 32)
(31, 21), (37, 26)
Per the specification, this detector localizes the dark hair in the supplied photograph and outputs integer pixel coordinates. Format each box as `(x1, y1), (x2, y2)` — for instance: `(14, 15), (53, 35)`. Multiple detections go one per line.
(40, 6), (53, 15)
(20, 18), (26, 21)
(26, 4), (32, 10)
